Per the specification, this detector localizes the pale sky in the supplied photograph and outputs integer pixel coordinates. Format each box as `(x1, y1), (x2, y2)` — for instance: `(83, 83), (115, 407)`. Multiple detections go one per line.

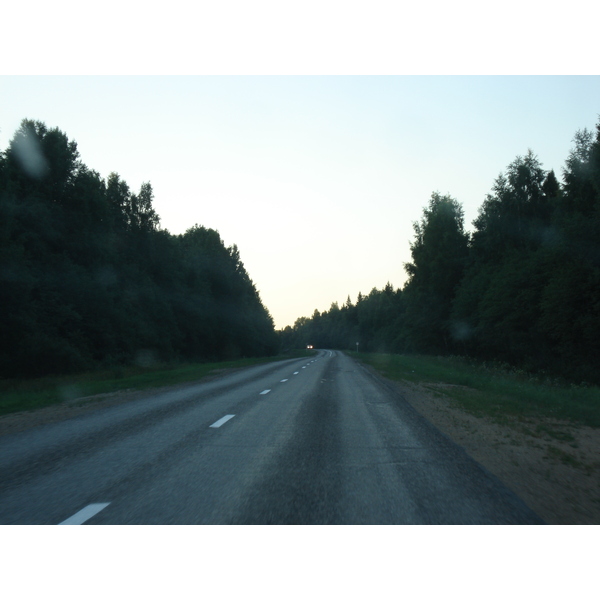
(2, 3), (599, 330)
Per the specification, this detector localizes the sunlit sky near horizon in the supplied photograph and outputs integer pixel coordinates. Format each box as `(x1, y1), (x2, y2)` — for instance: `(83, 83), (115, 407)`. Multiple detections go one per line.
(2, 76), (599, 329)
(2, 2), (599, 330)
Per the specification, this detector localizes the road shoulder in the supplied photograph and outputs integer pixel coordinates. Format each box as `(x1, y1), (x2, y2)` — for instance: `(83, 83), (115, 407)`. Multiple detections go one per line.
(0, 370), (241, 438)
(359, 362), (600, 525)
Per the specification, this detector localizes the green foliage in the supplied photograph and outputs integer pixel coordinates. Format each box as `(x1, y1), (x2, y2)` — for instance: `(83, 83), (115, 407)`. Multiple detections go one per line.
(471, 150), (552, 258)
(357, 353), (600, 428)
(285, 118), (600, 385)
(452, 126), (600, 380)
(279, 283), (405, 354)
(0, 119), (278, 379)
(0, 354), (299, 416)
(403, 193), (469, 353)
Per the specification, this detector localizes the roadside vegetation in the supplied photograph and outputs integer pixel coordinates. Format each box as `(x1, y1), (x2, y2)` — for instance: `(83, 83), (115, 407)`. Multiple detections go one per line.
(0, 350), (314, 417)
(282, 118), (600, 387)
(355, 352), (600, 428)
(0, 120), (279, 381)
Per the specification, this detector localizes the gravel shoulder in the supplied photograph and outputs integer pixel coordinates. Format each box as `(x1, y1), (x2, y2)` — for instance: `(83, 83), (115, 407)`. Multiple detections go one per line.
(385, 377), (600, 525)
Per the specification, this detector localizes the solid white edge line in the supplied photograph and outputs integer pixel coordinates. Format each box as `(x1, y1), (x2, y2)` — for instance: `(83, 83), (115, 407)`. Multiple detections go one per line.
(59, 503), (110, 525)
(260, 389), (271, 395)
(210, 414), (235, 428)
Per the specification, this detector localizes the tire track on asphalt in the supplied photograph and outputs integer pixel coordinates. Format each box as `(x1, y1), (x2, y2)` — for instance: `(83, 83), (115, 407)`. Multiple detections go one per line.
(229, 356), (343, 524)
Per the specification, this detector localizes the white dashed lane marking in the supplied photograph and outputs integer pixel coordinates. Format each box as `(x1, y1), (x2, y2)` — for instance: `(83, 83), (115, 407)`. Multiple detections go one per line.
(280, 379), (288, 382)
(260, 389), (271, 395)
(210, 414), (235, 428)
(59, 503), (110, 525)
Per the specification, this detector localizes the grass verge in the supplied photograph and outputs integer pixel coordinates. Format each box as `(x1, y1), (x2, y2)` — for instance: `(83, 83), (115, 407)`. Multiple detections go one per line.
(354, 352), (600, 428)
(0, 350), (315, 417)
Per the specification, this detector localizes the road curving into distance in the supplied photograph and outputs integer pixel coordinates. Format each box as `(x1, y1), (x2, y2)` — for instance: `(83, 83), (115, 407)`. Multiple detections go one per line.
(0, 350), (544, 524)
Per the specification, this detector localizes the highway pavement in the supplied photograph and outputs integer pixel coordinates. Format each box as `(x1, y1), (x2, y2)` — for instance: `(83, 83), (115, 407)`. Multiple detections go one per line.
(0, 350), (544, 524)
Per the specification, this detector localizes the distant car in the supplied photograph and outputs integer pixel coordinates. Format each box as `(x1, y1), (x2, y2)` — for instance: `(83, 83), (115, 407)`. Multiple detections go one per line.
(307, 344), (314, 349)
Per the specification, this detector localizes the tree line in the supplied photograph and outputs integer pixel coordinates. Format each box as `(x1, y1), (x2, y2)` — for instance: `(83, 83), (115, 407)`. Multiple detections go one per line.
(0, 119), (278, 378)
(280, 119), (600, 384)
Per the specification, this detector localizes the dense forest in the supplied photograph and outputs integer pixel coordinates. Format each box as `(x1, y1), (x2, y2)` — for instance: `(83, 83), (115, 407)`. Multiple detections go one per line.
(281, 119), (600, 385)
(3, 117), (599, 383)
(0, 120), (278, 378)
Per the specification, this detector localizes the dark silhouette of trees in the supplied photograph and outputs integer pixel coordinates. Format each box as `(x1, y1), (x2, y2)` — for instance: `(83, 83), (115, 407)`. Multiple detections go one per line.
(279, 284), (405, 355)
(284, 118), (600, 384)
(402, 193), (469, 353)
(6, 115), (598, 383)
(452, 129), (600, 379)
(0, 119), (278, 378)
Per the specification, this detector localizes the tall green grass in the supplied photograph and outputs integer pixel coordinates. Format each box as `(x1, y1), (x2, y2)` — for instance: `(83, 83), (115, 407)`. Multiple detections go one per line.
(355, 353), (600, 428)
(0, 350), (315, 417)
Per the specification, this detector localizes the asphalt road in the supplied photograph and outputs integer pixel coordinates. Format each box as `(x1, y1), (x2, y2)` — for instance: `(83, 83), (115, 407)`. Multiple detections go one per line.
(0, 350), (544, 524)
